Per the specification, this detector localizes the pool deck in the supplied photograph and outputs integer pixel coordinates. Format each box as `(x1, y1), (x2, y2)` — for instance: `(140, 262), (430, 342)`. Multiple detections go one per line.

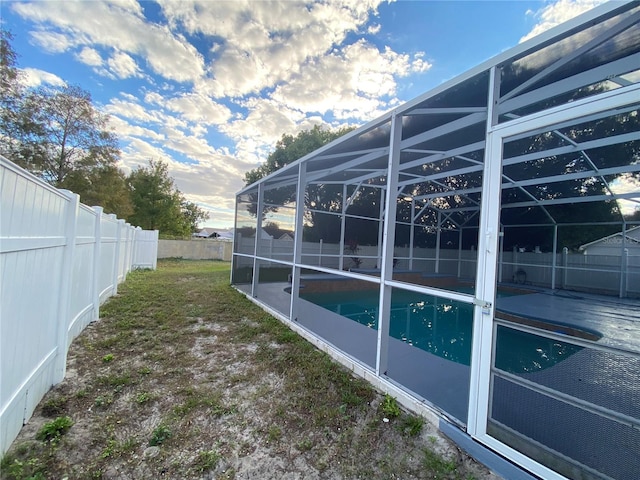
(495, 290), (640, 351)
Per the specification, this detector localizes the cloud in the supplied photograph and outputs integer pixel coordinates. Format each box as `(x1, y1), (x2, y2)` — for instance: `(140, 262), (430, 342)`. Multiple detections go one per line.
(28, 30), (73, 53)
(160, 0), (386, 98)
(164, 93), (232, 125)
(107, 51), (142, 79)
(12, 0), (205, 83)
(269, 40), (431, 121)
(20, 68), (66, 88)
(76, 47), (103, 66)
(520, 0), (606, 43)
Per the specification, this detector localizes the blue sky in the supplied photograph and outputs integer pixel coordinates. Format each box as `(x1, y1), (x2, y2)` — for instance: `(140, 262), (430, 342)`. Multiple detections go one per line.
(2, 0), (605, 228)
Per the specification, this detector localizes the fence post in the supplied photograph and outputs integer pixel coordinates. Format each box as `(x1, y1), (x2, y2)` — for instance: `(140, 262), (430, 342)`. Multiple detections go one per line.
(112, 218), (123, 295)
(54, 190), (80, 383)
(562, 247), (568, 289)
(92, 206), (103, 321)
(124, 223), (132, 274)
(621, 248), (629, 298)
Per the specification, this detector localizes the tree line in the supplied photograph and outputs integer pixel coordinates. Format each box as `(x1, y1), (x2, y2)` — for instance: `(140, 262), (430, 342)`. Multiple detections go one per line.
(0, 30), (208, 236)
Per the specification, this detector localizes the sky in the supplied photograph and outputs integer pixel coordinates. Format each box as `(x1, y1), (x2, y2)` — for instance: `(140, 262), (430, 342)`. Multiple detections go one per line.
(2, 0), (607, 229)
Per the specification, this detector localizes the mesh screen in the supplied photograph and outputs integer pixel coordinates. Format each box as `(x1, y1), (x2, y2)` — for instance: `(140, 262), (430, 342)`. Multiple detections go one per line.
(495, 326), (640, 418)
(490, 376), (640, 480)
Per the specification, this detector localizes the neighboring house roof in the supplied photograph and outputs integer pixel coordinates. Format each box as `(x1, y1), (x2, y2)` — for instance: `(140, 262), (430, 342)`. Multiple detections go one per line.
(579, 225), (640, 251)
(278, 233), (294, 241)
(193, 227), (235, 239)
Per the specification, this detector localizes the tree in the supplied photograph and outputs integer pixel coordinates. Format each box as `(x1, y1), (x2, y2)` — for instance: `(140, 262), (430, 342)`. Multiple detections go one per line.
(0, 29), (29, 161)
(244, 125), (356, 242)
(61, 165), (133, 218)
(127, 159), (209, 236)
(1, 31), (130, 214)
(244, 125), (355, 185)
(19, 85), (121, 186)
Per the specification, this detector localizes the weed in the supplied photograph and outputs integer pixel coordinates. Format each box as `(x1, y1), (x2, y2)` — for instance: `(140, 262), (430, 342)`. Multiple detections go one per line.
(135, 391), (152, 404)
(94, 394), (113, 408)
(138, 365), (152, 375)
(101, 437), (138, 459)
(0, 454), (45, 480)
(149, 424), (172, 446)
(423, 448), (458, 477)
(36, 416), (73, 443)
(399, 414), (424, 437)
(41, 395), (68, 417)
(380, 394), (401, 419)
(97, 372), (132, 388)
(267, 425), (282, 442)
(102, 353), (114, 363)
(297, 438), (313, 452)
(193, 449), (221, 473)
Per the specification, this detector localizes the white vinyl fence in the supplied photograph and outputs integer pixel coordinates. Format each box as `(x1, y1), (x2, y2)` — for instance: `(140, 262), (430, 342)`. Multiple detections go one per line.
(237, 235), (639, 297)
(0, 157), (158, 455)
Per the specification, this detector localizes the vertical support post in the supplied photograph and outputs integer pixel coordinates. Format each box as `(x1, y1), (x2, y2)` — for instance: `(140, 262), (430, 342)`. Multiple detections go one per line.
(319, 239), (323, 266)
(619, 223), (627, 298)
(339, 184), (347, 271)
(409, 199), (415, 270)
(377, 187), (385, 269)
(252, 183), (264, 297)
(622, 248), (629, 298)
(125, 224), (133, 274)
(551, 224), (558, 290)
(290, 163), (307, 323)
(562, 247), (569, 289)
(467, 65), (502, 436)
(151, 229), (158, 270)
(376, 113), (402, 377)
(92, 206), (103, 320)
(435, 211), (442, 273)
(498, 227), (504, 283)
(54, 190), (79, 383)
(111, 216), (122, 296)
(457, 228), (463, 278)
(231, 195), (240, 284)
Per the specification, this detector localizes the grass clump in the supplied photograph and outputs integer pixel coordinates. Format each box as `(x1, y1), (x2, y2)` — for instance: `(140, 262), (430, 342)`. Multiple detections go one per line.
(36, 416), (73, 443)
(399, 414), (425, 437)
(41, 395), (68, 417)
(149, 424), (172, 446)
(193, 449), (222, 473)
(380, 394), (402, 419)
(0, 453), (45, 480)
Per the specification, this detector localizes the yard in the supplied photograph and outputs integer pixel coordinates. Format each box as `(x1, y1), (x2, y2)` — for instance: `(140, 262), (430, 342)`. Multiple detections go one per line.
(1, 260), (496, 479)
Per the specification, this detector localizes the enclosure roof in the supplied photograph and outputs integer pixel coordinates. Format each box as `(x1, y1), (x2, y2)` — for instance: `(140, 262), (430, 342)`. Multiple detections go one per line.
(239, 1), (640, 226)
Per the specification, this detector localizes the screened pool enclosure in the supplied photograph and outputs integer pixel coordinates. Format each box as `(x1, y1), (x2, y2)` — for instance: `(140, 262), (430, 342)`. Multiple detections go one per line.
(233, 3), (640, 479)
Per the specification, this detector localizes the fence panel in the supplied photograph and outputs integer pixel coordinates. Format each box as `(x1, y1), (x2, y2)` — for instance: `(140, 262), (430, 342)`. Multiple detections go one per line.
(135, 230), (159, 268)
(242, 236), (636, 298)
(0, 157), (158, 456)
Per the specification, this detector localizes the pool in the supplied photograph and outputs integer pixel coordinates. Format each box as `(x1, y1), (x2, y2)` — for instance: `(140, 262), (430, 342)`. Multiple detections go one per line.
(300, 288), (583, 373)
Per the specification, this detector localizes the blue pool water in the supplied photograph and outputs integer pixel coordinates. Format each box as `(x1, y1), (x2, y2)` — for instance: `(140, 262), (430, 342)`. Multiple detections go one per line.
(300, 288), (583, 373)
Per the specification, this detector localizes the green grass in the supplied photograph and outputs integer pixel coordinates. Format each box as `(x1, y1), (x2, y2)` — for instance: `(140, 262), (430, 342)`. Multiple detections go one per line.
(36, 416), (74, 443)
(1, 260), (489, 480)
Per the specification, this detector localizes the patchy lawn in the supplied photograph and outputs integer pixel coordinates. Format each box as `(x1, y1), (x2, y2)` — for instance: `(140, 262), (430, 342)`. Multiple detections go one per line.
(2, 259), (498, 480)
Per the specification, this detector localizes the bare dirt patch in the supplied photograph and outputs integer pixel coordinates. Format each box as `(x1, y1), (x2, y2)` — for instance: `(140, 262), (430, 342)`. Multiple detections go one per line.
(2, 260), (499, 480)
